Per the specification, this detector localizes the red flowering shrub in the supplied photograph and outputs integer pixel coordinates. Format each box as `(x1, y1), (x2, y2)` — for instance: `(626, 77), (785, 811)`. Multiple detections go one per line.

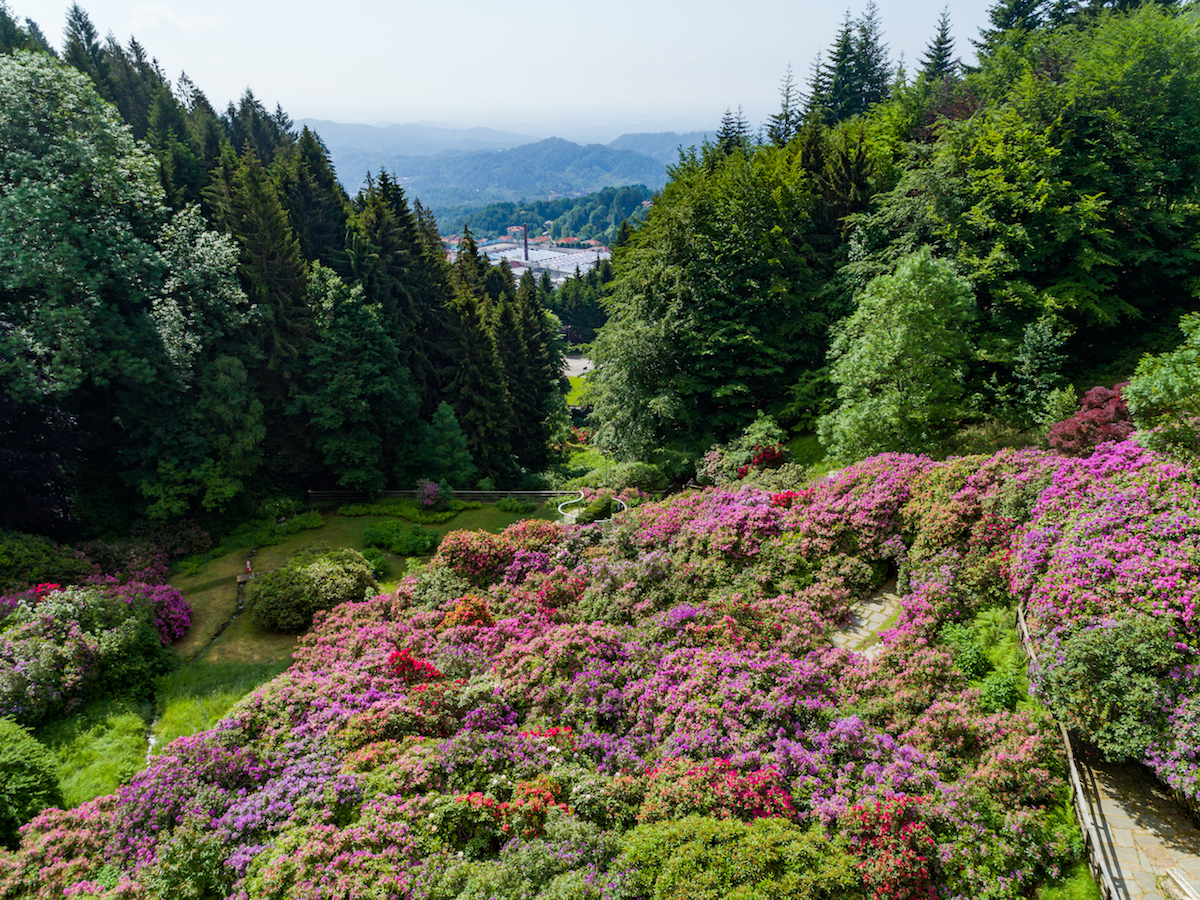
(736, 443), (786, 479)
(844, 796), (938, 900)
(1047, 383), (1133, 455)
(388, 647), (442, 683)
(433, 530), (515, 586)
(637, 758), (797, 823)
(439, 594), (493, 630)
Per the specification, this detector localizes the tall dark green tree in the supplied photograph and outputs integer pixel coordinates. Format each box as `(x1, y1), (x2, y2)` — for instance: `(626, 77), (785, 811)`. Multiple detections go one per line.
(61, 4), (107, 97)
(440, 231), (516, 482)
(278, 127), (350, 274)
(920, 7), (957, 80)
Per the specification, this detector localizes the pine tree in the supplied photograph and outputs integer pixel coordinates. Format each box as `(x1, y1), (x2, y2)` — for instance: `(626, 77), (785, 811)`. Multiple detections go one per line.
(973, 0), (1047, 54)
(225, 89), (293, 164)
(715, 106), (751, 156)
(280, 127), (350, 273)
(415, 402), (476, 488)
(441, 231), (516, 482)
(920, 7), (958, 80)
(854, 1), (891, 108)
(62, 4), (108, 98)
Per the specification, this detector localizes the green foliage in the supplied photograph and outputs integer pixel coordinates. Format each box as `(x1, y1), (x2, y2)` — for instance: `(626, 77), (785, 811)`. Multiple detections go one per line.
(587, 142), (825, 462)
(36, 698), (148, 808)
(250, 510), (324, 547)
(1125, 312), (1200, 458)
(495, 497), (539, 514)
(361, 547), (390, 579)
(819, 248), (976, 461)
(0, 531), (91, 592)
(575, 497), (617, 525)
(0, 717), (61, 850)
(602, 462), (668, 493)
(616, 816), (862, 900)
(1038, 614), (1185, 762)
(362, 521), (441, 556)
(248, 547), (377, 632)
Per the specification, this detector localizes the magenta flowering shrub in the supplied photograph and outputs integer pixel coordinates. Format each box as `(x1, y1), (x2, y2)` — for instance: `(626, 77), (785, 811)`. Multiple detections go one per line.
(9, 445), (1170, 900)
(1011, 441), (1200, 767)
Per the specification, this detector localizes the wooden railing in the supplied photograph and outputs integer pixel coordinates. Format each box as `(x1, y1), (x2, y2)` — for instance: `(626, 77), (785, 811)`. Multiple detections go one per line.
(1015, 603), (1122, 900)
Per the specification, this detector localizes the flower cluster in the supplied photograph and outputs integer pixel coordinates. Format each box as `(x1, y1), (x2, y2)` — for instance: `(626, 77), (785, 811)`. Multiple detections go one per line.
(2, 447), (1134, 899)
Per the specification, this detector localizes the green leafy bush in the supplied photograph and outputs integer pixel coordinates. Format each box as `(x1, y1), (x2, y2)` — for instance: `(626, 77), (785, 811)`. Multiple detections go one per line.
(361, 548), (390, 579)
(362, 521), (441, 556)
(0, 531), (91, 592)
(0, 717), (61, 849)
(616, 815), (861, 900)
(602, 462), (667, 493)
(575, 497), (616, 525)
(495, 497), (538, 513)
(249, 548), (378, 633)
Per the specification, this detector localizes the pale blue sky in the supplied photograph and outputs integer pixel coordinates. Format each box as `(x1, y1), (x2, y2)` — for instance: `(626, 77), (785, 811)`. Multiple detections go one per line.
(10, 0), (992, 142)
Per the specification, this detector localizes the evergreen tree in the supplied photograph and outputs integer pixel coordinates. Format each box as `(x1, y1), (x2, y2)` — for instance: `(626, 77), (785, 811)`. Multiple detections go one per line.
(147, 83), (204, 207)
(973, 0), (1047, 54)
(920, 7), (958, 80)
(225, 89), (293, 163)
(715, 106), (752, 156)
(290, 265), (420, 492)
(441, 231), (516, 482)
(853, 0), (891, 109)
(278, 127), (350, 274)
(767, 65), (804, 147)
(415, 401), (476, 488)
(61, 4), (108, 97)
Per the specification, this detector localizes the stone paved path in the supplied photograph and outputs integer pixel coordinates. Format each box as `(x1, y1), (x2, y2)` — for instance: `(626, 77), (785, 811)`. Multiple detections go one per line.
(831, 582), (902, 659)
(1073, 748), (1200, 900)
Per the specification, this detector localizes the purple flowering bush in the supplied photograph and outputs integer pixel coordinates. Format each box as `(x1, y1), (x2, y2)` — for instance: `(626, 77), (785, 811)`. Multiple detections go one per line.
(16, 446), (1191, 898)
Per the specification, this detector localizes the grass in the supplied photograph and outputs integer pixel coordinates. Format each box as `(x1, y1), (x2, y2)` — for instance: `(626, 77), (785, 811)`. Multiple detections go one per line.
(566, 375), (587, 405)
(152, 660), (289, 752)
(37, 697), (150, 808)
(1036, 860), (1102, 900)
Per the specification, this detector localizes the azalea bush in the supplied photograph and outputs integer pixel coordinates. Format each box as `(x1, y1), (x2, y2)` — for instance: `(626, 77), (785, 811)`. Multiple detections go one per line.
(8, 447), (1172, 899)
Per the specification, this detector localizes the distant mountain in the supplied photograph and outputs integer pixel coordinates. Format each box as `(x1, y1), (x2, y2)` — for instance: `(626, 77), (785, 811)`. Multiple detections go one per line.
(368, 137), (667, 211)
(607, 131), (712, 163)
(298, 119), (537, 193)
(298, 119), (535, 156)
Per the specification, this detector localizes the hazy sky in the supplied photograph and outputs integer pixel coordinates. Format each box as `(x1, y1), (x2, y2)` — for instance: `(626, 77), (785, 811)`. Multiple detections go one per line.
(10, 0), (992, 143)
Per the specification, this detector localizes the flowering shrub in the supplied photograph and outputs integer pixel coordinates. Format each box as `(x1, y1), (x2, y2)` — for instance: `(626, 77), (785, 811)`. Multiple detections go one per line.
(14, 444), (1182, 899)
(388, 647), (442, 683)
(844, 796), (938, 900)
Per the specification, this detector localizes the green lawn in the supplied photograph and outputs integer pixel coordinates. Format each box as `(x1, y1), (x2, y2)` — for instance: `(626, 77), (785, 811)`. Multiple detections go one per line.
(566, 375), (587, 405)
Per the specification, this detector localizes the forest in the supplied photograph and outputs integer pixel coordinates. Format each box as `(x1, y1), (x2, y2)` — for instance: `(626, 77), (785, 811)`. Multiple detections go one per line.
(3, 0), (1200, 897)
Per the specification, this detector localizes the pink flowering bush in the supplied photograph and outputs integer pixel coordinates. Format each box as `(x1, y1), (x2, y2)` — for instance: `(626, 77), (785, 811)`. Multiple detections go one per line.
(14, 443), (1182, 899)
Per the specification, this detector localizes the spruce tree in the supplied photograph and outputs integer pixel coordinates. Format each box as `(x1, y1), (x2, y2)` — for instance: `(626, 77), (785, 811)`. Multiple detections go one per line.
(920, 7), (957, 80)
(279, 127), (351, 275)
(62, 4), (108, 98)
(853, 0), (891, 110)
(767, 65), (804, 147)
(715, 106), (751, 156)
(415, 401), (476, 488)
(973, 0), (1047, 54)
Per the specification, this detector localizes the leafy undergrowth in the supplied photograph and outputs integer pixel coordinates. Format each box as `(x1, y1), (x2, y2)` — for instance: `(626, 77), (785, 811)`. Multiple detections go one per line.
(36, 698), (150, 809)
(153, 661), (290, 752)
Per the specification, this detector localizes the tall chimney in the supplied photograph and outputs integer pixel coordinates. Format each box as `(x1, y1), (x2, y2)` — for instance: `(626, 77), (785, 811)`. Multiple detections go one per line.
(523, 224), (529, 262)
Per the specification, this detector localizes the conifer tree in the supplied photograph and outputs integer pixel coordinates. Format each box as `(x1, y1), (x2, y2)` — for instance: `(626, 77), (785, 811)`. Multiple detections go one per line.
(278, 127), (350, 275)
(767, 65), (804, 147)
(441, 231), (516, 482)
(920, 7), (958, 80)
(715, 106), (751, 156)
(974, 0), (1047, 54)
(853, 1), (891, 109)
(415, 402), (476, 488)
(62, 4), (108, 98)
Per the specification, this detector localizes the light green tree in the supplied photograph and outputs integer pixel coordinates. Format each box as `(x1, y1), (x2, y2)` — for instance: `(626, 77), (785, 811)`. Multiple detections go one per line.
(1125, 312), (1200, 458)
(818, 247), (976, 460)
